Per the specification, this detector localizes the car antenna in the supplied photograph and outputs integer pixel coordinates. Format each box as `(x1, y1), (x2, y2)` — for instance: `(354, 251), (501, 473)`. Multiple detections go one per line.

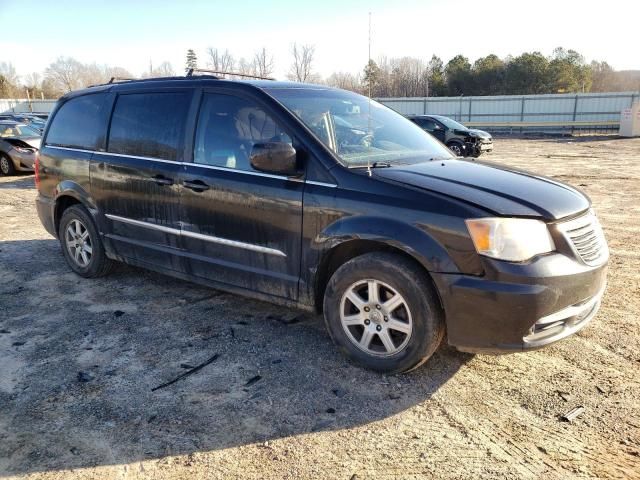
(367, 11), (372, 177)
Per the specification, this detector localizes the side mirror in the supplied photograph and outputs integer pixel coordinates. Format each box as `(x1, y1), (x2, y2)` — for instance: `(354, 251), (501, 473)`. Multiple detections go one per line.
(250, 142), (300, 176)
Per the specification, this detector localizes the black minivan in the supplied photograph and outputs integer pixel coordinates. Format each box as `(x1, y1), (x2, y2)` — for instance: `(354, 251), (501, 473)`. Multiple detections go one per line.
(35, 76), (608, 373)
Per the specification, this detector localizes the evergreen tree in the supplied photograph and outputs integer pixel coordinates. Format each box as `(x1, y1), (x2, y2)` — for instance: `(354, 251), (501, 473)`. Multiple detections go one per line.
(186, 49), (198, 71)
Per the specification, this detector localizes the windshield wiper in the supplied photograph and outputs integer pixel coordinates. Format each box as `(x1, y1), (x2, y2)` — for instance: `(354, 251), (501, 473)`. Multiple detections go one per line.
(349, 161), (393, 169)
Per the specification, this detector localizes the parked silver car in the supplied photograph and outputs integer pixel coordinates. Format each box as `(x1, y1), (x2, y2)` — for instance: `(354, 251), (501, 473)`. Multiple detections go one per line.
(0, 121), (41, 175)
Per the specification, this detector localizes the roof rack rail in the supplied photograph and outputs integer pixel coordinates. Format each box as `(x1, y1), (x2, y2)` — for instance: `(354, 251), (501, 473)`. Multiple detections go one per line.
(108, 77), (138, 84)
(185, 68), (275, 81)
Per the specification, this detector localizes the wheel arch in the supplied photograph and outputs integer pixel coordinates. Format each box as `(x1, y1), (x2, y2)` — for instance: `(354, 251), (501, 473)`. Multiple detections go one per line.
(312, 217), (456, 313)
(53, 181), (97, 237)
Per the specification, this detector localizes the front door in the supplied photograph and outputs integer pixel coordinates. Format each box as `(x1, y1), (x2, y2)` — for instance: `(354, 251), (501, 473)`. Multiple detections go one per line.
(91, 89), (193, 272)
(179, 91), (304, 300)
(418, 117), (446, 143)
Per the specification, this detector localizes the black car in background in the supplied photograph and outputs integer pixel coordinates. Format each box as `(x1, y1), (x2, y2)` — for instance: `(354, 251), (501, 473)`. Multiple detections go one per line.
(408, 114), (493, 157)
(35, 76), (608, 373)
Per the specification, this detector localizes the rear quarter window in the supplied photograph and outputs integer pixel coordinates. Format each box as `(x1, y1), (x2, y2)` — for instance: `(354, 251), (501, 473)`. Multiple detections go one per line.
(107, 91), (191, 161)
(46, 93), (108, 150)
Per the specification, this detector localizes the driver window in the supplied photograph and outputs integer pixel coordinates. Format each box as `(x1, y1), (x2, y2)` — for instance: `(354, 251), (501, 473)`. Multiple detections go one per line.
(418, 119), (438, 132)
(194, 93), (292, 171)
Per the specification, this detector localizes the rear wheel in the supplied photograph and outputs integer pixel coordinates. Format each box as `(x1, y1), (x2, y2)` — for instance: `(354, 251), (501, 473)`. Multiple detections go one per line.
(58, 205), (114, 278)
(0, 154), (15, 176)
(323, 252), (445, 373)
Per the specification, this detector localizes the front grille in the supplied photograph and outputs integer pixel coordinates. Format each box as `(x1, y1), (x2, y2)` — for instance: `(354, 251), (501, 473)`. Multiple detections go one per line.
(559, 211), (608, 266)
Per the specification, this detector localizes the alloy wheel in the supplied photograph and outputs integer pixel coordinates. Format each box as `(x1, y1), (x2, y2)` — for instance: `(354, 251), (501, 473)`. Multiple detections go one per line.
(339, 279), (413, 357)
(65, 219), (93, 267)
(0, 157), (9, 174)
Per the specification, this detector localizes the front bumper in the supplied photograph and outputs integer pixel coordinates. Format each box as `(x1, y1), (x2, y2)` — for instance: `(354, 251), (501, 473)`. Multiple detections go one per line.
(10, 149), (36, 171)
(465, 140), (493, 155)
(431, 252), (608, 353)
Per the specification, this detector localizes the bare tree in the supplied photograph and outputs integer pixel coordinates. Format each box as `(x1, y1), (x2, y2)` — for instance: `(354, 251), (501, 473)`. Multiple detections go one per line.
(288, 43), (316, 82)
(236, 57), (254, 76)
(206, 48), (235, 72)
(253, 48), (274, 78)
(44, 57), (85, 93)
(0, 62), (19, 86)
(326, 71), (362, 93)
(23, 72), (42, 90)
(0, 62), (20, 97)
(141, 61), (175, 78)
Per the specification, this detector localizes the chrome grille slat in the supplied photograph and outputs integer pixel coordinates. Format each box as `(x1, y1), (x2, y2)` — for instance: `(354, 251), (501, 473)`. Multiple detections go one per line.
(558, 211), (608, 266)
(567, 224), (593, 235)
(576, 239), (599, 249)
(576, 237), (600, 249)
(572, 233), (598, 244)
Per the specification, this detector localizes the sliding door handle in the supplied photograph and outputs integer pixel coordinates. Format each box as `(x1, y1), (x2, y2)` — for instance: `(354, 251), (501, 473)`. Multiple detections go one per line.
(183, 179), (210, 192)
(152, 174), (174, 186)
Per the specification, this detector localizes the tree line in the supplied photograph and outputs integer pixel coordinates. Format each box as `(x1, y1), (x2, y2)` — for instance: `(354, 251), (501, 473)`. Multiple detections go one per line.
(1, 46), (638, 100)
(360, 48), (639, 97)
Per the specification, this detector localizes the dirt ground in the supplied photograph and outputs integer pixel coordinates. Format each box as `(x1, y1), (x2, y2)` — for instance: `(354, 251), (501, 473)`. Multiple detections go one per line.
(1, 137), (639, 479)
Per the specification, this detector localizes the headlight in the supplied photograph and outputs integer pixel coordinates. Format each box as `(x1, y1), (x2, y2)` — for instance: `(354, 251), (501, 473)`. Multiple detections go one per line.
(465, 218), (555, 262)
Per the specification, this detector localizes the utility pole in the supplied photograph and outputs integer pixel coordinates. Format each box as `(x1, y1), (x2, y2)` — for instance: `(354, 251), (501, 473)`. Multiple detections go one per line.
(368, 11), (371, 100)
(367, 11), (372, 177)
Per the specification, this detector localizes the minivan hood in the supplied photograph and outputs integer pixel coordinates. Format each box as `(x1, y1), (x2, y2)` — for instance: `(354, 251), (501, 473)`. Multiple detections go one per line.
(373, 159), (590, 220)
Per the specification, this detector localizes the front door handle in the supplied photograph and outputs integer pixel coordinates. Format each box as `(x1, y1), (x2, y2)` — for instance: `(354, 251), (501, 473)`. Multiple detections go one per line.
(152, 174), (174, 186)
(183, 179), (210, 192)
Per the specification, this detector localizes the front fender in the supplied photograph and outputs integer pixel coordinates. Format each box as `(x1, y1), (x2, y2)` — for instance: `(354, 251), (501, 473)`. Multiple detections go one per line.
(315, 215), (459, 273)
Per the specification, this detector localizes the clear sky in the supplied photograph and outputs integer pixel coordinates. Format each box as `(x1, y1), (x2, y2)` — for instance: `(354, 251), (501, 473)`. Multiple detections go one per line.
(1, 0), (638, 80)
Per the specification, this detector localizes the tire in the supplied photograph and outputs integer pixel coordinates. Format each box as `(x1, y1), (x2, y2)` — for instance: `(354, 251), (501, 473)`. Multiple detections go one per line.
(0, 154), (15, 176)
(323, 252), (445, 374)
(446, 142), (464, 157)
(58, 204), (114, 278)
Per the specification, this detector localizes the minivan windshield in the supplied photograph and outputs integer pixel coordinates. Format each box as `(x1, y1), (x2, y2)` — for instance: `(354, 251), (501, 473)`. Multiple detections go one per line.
(434, 116), (468, 131)
(266, 88), (453, 167)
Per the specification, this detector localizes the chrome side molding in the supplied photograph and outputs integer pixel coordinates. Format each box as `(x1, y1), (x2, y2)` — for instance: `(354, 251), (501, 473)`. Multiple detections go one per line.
(105, 214), (287, 257)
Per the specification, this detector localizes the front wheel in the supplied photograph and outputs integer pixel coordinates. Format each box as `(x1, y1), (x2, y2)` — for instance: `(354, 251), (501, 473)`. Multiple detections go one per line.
(0, 154), (15, 176)
(446, 142), (464, 157)
(323, 252), (445, 373)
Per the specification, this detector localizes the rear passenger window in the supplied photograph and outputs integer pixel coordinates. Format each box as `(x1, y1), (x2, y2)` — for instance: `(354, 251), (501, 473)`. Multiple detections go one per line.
(194, 93), (292, 171)
(108, 92), (191, 161)
(46, 93), (108, 150)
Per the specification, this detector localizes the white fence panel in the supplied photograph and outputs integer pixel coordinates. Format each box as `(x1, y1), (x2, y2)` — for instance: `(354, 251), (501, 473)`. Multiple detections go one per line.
(377, 91), (639, 132)
(0, 99), (57, 114)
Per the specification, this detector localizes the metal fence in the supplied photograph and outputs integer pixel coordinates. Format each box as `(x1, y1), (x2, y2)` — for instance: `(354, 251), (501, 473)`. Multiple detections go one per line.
(0, 99), (57, 114)
(378, 91), (639, 134)
(3, 92), (639, 135)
